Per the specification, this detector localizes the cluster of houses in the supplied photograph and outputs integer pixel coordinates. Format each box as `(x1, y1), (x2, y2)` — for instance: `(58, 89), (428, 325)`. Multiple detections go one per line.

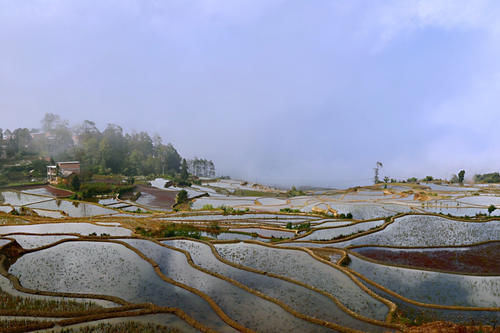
(47, 161), (80, 184)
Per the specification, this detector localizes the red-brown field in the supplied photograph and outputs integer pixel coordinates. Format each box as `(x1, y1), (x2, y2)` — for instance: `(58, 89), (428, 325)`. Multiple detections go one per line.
(353, 242), (500, 274)
(135, 184), (177, 209)
(10, 184), (73, 197)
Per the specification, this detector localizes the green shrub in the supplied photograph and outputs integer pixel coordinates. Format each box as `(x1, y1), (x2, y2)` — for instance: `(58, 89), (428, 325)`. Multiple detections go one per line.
(79, 182), (135, 199)
(175, 190), (188, 205)
(70, 175), (81, 191)
(286, 222), (311, 231)
(488, 205), (496, 215)
(136, 224), (201, 239)
(287, 186), (305, 197)
(474, 172), (500, 183)
(280, 208), (302, 213)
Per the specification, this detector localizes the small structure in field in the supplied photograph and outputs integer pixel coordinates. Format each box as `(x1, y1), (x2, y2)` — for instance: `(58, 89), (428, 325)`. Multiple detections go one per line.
(47, 161), (80, 184)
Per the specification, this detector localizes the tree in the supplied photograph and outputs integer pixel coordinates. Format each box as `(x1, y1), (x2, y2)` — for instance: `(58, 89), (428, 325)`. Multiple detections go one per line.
(71, 175), (81, 191)
(41, 113), (65, 132)
(373, 161), (383, 184)
(7, 128), (33, 157)
(180, 159), (189, 182)
(473, 172), (500, 183)
(31, 159), (49, 178)
(164, 143), (181, 174)
(176, 190), (188, 205)
(99, 124), (126, 173)
(187, 158), (216, 177)
(488, 205), (496, 216)
(458, 170), (466, 185)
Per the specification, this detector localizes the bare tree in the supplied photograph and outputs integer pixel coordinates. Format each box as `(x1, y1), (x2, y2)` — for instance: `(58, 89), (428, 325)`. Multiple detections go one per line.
(374, 161), (383, 184)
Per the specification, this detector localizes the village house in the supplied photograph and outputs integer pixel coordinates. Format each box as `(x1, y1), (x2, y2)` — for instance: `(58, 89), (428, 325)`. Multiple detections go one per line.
(47, 161), (80, 184)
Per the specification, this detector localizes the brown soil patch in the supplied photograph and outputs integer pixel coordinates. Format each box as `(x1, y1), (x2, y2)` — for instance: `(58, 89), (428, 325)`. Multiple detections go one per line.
(405, 321), (500, 332)
(134, 185), (177, 210)
(0, 240), (25, 268)
(355, 243), (500, 274)
(8, 185), (73, 197)
(414, 193), (431, 201)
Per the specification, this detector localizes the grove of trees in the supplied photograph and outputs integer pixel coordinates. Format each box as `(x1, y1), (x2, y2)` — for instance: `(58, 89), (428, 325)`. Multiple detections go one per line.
(0, 113), (215, 183)
(474, 172), (500, 183)
(187, 158), (216, 178)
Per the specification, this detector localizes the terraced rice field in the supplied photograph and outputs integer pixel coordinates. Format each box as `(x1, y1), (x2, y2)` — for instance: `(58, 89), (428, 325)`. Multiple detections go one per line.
(352, 243), (500, 274)
(0, 223), (131, 236)
(297, 219), (385, 241)
(0, 181), (499, 331)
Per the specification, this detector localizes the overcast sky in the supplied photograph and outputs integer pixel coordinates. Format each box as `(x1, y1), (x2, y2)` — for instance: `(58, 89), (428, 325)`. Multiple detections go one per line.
(1, 0), (500, 187)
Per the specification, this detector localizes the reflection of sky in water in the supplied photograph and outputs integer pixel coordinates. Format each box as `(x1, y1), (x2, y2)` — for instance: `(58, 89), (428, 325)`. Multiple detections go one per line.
(0, 223), (131, 236)
(164, 239), (384, 332)
(26, 200), (117, 217)
(0, 191), (50, 206)
(421, 206), (500, 216)
(9, 235), (77, 249)
(300, 220), (384, 241)
(424, 184), (478, 192)
(229, 227), (295, 238)
(349, 255), (500, 307)
(360, 276), (500, 325)
(9, 242), (235, 332)
(0, 206), (12, 213)
(215, 242), (389, 321)
(333, 215), (500, 247)
(123, 239), (328, 333)
(200, 231), (266, 242)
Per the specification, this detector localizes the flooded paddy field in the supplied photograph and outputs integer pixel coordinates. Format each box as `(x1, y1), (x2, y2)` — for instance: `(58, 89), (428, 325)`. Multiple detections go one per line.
(7, 234), (78, 249)
(200, 231), (268, 242)
(347, 254), (500, 308)
(215, 242), (390, 321)
(121, 239), (333, 333)
(133, 184), (177, 210)
(0, 191), (52, 206)
(14, 185), (73, 198)
(227, 227), (296, 239)
(332, 215), (500, 247)
(1, 181), (500, 331)
(297, 219), (385, 241)
(25, 199), (117, 217)
(0, 222), (131, 236)
(163, 239), (386, 332)
(352, 242), (500, 274)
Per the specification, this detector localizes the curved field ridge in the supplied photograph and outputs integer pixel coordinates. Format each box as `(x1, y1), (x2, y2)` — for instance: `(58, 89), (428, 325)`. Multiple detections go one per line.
(122, 239), (333, 333)
(214, 242), (390, 321)
(0, 191), (52, 206)
(0, 223), (131, 236)
(25, 199), (118, 217)
(297, 220), (385, 241)
(228, 227), (295, 238)
(352, 242), (500, 275)
(7, 235), (78, 249)
(334, 215), (500, 247)
(163, 239), (389, 332)
(347, 254), (500, 308)
(355, 277), (500, 326)
(1, 182), (499, 332)
(7, 241), (236, 332)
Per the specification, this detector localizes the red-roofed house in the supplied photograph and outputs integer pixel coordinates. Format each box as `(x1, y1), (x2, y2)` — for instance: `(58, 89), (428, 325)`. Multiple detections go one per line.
(47, 161), (80, 184)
